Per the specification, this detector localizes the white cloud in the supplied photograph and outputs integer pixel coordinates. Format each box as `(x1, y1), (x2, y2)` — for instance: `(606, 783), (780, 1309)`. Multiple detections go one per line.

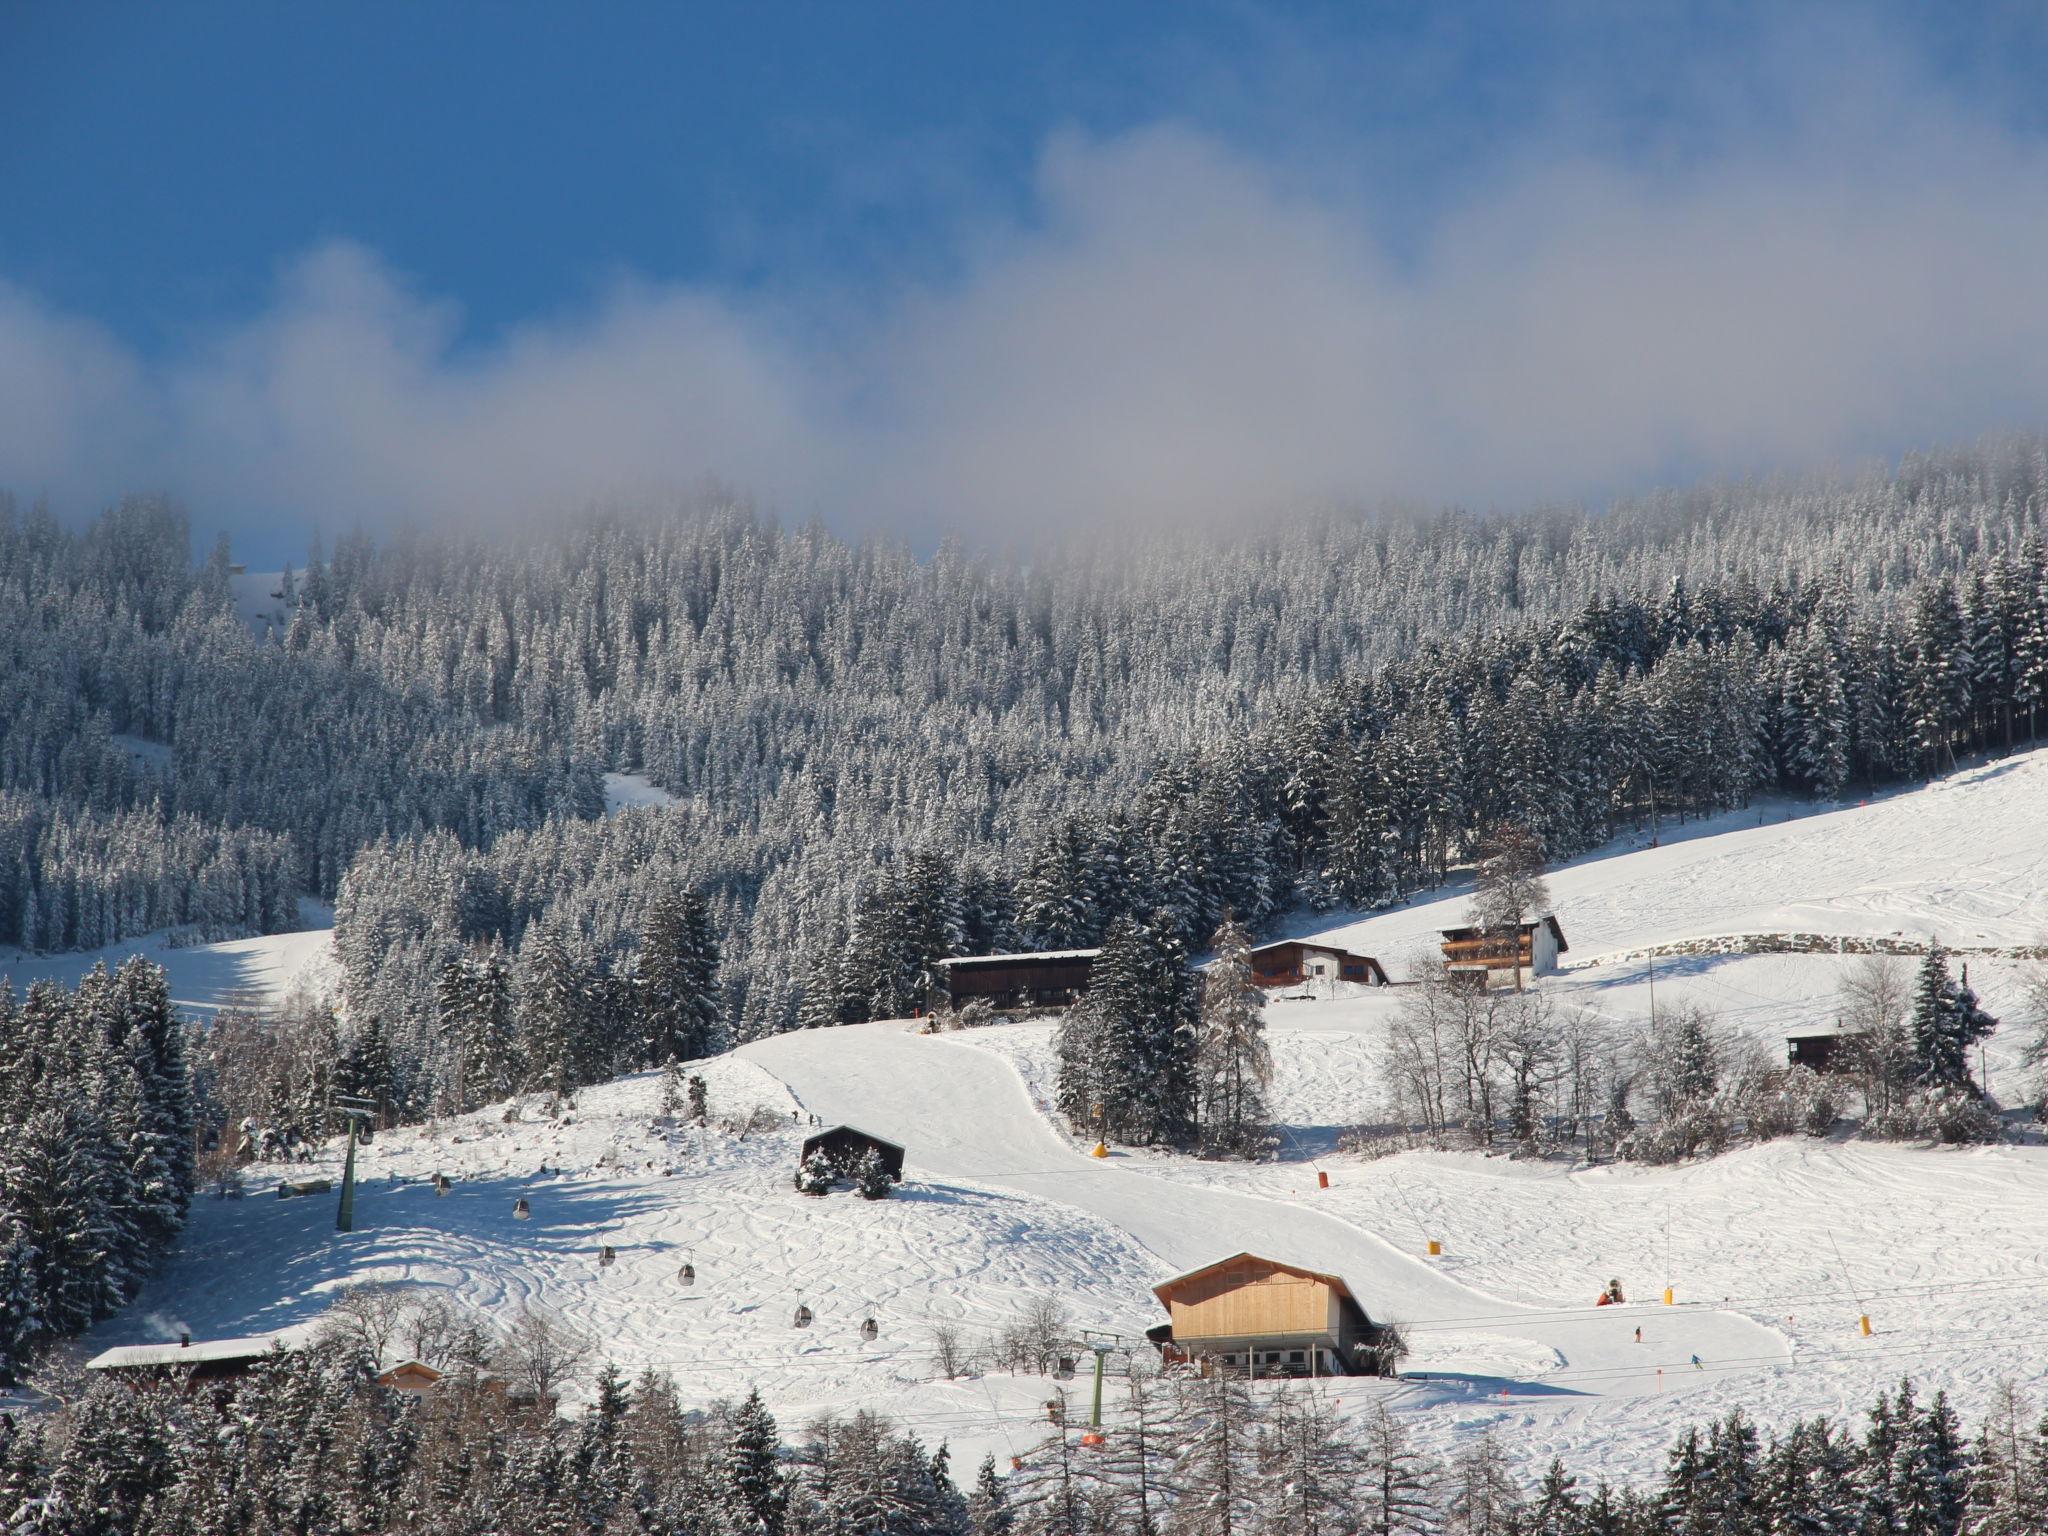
(8, 51), (2048, 541)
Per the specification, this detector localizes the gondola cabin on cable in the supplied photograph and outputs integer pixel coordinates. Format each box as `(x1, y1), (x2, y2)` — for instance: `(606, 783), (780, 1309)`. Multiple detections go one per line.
(1438, 914), (1568, 987)
(931, 949), (1100, 1012)
(1145, 1253), (1393, 1378)
(86, 1334), (287, 1392)
(1240, 939), (1389, 992)
(798, 1125), (906, 1184)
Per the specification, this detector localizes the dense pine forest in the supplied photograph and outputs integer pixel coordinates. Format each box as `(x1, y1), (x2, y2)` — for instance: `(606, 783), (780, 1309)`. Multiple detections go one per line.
(4, 437), (2048, 1120)
(5, 1340), (2046, 1536)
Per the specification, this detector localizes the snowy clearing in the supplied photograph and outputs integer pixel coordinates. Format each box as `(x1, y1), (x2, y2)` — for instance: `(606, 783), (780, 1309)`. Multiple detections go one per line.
(0, 900), (337, 1017)
(603, 772), (679, 816)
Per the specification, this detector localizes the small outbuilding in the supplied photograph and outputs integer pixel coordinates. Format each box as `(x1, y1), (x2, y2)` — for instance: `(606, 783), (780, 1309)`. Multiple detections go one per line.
(1439, 915), (1568, 986)
(1242, 939), (1389, 991)
(933, 950), (1099, 1011)
(1786, 1022), (1861, 1074)
(799, 1125), (906, 1183)
(1148, 1252), (1392, 1378)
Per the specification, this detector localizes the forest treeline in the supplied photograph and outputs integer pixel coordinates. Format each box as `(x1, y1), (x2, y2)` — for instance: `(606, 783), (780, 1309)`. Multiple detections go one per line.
(5, 1339), (2047, 1536)
(5, 438), (2048, 1115)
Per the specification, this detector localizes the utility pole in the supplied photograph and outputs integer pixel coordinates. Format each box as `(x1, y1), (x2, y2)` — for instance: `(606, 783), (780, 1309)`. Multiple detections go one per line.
(332, 1094), (378, 1233)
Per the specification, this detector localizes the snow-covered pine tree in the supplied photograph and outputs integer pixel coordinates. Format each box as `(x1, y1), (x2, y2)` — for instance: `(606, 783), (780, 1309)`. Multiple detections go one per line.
(1909, 946), (1997, 1090)
(637, 885), (724, 1067)
(853, 1147), (894, 1200)
(1195, 917), (1271, 1159)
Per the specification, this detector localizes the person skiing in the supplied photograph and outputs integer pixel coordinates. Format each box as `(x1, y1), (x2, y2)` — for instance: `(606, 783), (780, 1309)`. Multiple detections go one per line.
(1690, 1353), (1704, 1371)
(1634, 1327), (1643, 1344)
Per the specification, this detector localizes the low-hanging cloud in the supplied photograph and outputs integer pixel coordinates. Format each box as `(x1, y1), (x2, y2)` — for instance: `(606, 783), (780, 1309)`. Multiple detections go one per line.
(8, 52), (2048, 542)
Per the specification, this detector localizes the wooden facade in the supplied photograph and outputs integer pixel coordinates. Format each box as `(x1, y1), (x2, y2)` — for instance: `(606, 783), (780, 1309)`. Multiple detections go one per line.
(1246, 940), (1389, 990)
(1439, 915), (1567, 985)
(934, 950), (1099, 1010)
(375, 1361), (445, 1396)
(1149, 1253), (1388, 1378)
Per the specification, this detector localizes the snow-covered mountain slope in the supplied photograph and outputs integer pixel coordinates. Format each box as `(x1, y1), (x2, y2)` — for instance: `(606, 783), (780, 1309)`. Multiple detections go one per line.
(1309, 748), (2048, 964)
(54, 750), (2048, 1487)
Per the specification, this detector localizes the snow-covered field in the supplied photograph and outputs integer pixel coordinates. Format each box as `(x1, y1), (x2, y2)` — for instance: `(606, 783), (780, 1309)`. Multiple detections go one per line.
(0, 900), (337, 1017)
(53, 749), (2048, 1488)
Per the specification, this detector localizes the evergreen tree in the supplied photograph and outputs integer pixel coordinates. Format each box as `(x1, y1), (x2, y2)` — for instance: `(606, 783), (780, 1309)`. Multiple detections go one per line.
(1195, 917), (1272, 1159)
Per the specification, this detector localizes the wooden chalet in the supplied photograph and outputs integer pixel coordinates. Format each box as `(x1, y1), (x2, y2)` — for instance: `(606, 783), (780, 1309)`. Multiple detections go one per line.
(1243, 939), (1389, 991)
(375, 1361), (445, 1396)
(86, 1334), (285, 1390)
(1439, 915), (1568, 986)
(933, 949), (1098, 1010)
(1146, 1252), (1391, 1378)
(799, 1125), (906, 1182)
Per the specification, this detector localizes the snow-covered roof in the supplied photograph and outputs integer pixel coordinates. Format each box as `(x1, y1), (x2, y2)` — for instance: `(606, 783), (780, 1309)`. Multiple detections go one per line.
(935, 949), (1100, 966)
(87, 1335), (283, 1370)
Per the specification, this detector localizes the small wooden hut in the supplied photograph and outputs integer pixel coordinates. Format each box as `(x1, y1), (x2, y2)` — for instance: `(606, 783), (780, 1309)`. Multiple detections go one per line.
(799, 1125), (906, 1183)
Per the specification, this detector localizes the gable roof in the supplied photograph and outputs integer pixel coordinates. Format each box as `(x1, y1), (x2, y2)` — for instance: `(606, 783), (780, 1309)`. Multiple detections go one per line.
(935, 949), (1100, 968)
(801, 1125), (906, 1157)
(1440, 914), (1568, 952)
(1152, 1251), (1361, 1308)
(1245, 938), (1377, 962)
(88, 1335), (282, 1370)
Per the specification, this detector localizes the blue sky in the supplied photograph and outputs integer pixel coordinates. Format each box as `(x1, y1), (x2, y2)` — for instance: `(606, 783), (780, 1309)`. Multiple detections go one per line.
(6, 3), (2048, 554)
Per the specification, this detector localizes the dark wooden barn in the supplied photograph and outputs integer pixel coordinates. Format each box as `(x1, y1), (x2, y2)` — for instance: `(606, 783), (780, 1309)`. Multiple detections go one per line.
(933, 949), (1099, 1010)
(800, 1125), (906, 1182)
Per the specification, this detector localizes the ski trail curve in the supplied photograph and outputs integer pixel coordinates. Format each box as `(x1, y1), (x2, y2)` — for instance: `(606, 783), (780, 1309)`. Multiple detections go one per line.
(743, 1022), (1789, 1399)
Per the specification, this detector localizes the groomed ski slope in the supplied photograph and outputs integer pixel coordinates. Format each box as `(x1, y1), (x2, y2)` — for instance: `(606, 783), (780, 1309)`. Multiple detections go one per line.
(743, 1022), (1787, 1394)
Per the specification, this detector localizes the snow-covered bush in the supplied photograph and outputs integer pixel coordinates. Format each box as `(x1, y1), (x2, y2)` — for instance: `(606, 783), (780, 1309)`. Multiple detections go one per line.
(853, 1148), (894, 1200)
(795, 1149), (835, 1196)
(1618, 1100), (1732, 1165)
(1741, 1065), (1843, 1140)
(1865, 1086), (2003, 1145)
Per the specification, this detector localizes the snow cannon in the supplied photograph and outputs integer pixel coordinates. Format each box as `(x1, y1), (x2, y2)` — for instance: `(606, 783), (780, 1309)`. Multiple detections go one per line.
(1662, 1286), (1675, 1306)
(1316, 1170), (1329, 1190)
(1859, 1314), (1872, 1337)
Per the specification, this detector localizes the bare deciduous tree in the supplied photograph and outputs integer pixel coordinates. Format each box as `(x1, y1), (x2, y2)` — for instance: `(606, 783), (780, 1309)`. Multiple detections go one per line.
(495, 1302), (593, 1405)
(1469, 824), (1553, 991)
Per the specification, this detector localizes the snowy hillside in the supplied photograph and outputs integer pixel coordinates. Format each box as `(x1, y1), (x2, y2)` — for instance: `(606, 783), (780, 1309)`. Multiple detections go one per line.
(57, 750), (2048, 1488)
